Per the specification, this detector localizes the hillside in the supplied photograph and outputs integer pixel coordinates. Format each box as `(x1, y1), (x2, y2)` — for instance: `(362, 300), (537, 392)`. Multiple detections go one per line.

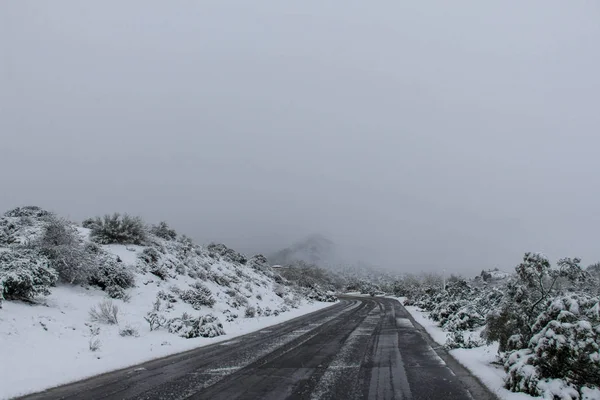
(269, 234), (335, 267)
(0, 206), (336, 399)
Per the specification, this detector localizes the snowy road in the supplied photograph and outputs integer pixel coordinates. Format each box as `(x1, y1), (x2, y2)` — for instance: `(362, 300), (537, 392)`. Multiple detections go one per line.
(20, 297), (497, 400)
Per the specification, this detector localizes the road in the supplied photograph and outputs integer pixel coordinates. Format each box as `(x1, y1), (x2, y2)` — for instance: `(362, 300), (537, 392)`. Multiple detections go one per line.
(21, 296), (497, 400)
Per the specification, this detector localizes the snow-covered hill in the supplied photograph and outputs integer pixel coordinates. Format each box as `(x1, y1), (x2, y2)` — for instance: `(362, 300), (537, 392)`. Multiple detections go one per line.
(0, 207), (336, 399)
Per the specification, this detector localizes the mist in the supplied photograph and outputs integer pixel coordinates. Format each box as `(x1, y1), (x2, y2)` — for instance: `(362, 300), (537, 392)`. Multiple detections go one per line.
(1, 1), (599, 275)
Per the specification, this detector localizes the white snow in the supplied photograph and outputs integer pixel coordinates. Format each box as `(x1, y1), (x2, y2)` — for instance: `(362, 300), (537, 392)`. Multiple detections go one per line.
(401, 301), (539, 400)
(0, 236), (336, 400)
(0, 286), (333, 399)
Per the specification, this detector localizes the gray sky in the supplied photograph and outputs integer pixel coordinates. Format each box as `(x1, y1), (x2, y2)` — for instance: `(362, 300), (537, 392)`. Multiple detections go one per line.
(1, 1), (599, 275)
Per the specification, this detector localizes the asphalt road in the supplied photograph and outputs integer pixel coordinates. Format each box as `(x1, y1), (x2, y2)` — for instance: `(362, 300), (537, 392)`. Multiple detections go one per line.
(21, 297), (497, 400)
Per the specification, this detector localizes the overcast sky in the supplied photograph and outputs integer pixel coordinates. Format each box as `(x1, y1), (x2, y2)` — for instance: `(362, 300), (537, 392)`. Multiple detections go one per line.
(1, 1), (599, 275)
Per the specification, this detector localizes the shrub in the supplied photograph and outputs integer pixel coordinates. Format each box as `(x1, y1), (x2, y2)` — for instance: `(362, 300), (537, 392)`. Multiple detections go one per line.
(89, 337), (101, 352)
(168, 313), (225, 338)
(0, 248), (58, 302)
(89, 213), (147, 245)
(4, 206), (51, 219)
(145, 298), (167, 331)
(245, 306), (257, 318)
(445, 331), (485, 349)
(157, 290), (178, 303)
(38, 216), (96, 284)
(180, 282), (215, 309)
(247, 254), (269, 270)
(89, 252), (135, 298)
(284, 295), (300, 309)
(138, 247), (169, 280)
(119, 325), (139, 337)
(485, 253), (589, 352)
(207, 243), (247, 264)
(150, 221), (177, 241)
(227, 293), (248, 309)
(89, 300), (119, 324)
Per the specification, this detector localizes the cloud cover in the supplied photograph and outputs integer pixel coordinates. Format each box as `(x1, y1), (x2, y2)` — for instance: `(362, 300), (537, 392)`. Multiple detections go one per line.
(1, 0), (599, 274)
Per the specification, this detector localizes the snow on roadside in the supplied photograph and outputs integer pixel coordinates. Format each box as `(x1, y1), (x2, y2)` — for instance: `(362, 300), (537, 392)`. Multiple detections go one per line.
(0, 287), (333, 400)
(401, 302), (538, 400)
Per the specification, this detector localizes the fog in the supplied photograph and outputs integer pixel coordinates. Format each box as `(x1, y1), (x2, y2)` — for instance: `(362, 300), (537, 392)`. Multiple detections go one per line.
(2, 1), (599, 275)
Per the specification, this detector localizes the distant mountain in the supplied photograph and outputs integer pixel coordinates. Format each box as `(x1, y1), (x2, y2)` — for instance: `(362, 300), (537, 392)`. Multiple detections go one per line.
(269, 234), (335, 267)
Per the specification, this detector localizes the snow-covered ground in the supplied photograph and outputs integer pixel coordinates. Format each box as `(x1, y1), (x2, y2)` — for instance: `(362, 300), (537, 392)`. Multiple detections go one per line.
(1, 285), (333, 399)
(0, 210), (338, 400)
(401, 301), (538, 400)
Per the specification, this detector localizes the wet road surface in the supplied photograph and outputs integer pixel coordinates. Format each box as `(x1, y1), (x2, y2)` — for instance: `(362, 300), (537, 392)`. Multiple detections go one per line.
(21, 297), (497, 400)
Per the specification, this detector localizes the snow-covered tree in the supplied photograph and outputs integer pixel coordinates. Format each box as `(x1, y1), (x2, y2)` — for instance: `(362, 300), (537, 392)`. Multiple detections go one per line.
(0, 248), (58, 303)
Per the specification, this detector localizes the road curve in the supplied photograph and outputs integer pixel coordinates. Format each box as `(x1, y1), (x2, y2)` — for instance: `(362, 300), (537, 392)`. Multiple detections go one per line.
(20, 296), (497, 400)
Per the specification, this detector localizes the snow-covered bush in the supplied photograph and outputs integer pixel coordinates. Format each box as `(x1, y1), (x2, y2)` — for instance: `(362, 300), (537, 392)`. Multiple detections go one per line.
(245, 306), (256, 318)
(38, 216), (96, 284)
(88, 249), (135, 299)
(137, 247), (176, 280)
(503, 293), (600, 397)
(179, 282), (215, 309)
(0, 248), (58, 302)
(157, 290), (178, 304)
(119, 325), (139, 337)
(4, 206), (51, 219)
(485, 253), (589, 352)
(145, 298), (168, 331)
(168, 313), (225, 338)
(150, 221), (177, 241)
(89, 213), (147, 245)
(227, 293), (248, 309)
(445, 330), (485, 350)
(89, 300), (119, 324)
(207, 243), (247, 265)
(247, 254), (269, 271)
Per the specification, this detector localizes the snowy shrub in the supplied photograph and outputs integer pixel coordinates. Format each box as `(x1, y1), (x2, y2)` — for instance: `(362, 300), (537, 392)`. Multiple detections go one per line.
(138, 247), (170, 280)
(247, 254), (269, 271)
(175, 264), (186, 275)
(504, 349), (540, 395)
(264, 307), (272, 317)
(4, 206), (51, 219)
(89, 300), (119, 325)
(157, 290), (178, 303)
(145, 298), (168, 331)
(284, 295), (301, 309)
(445, 331), (485, 350)
(502, 293), (600, 398)
(256, 294), (262, 300)
(168, 313), (225, 338)
(38, 216), (96, 284)
(88, 252), (135, 298)
(119, 325), (139, 337)
(89, 337), (101, 352)
(0, 248), (58, 301)
(306, 288), (337, 303)
(209, 272), (231, 287)
(149, 221), (177, 241)
(227, 293), (248, 309)
(442, 304), (486, 332)
(225, 312), (238, 322)
(81, 218), (99, 230)
(89, 213), (147, 245)
(274, 284), (286, 298)
(180, 282), (215, 309)
(207, 243), (247, 264)
(485, 253), (589, 352)
(245, 306), (257, 318)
